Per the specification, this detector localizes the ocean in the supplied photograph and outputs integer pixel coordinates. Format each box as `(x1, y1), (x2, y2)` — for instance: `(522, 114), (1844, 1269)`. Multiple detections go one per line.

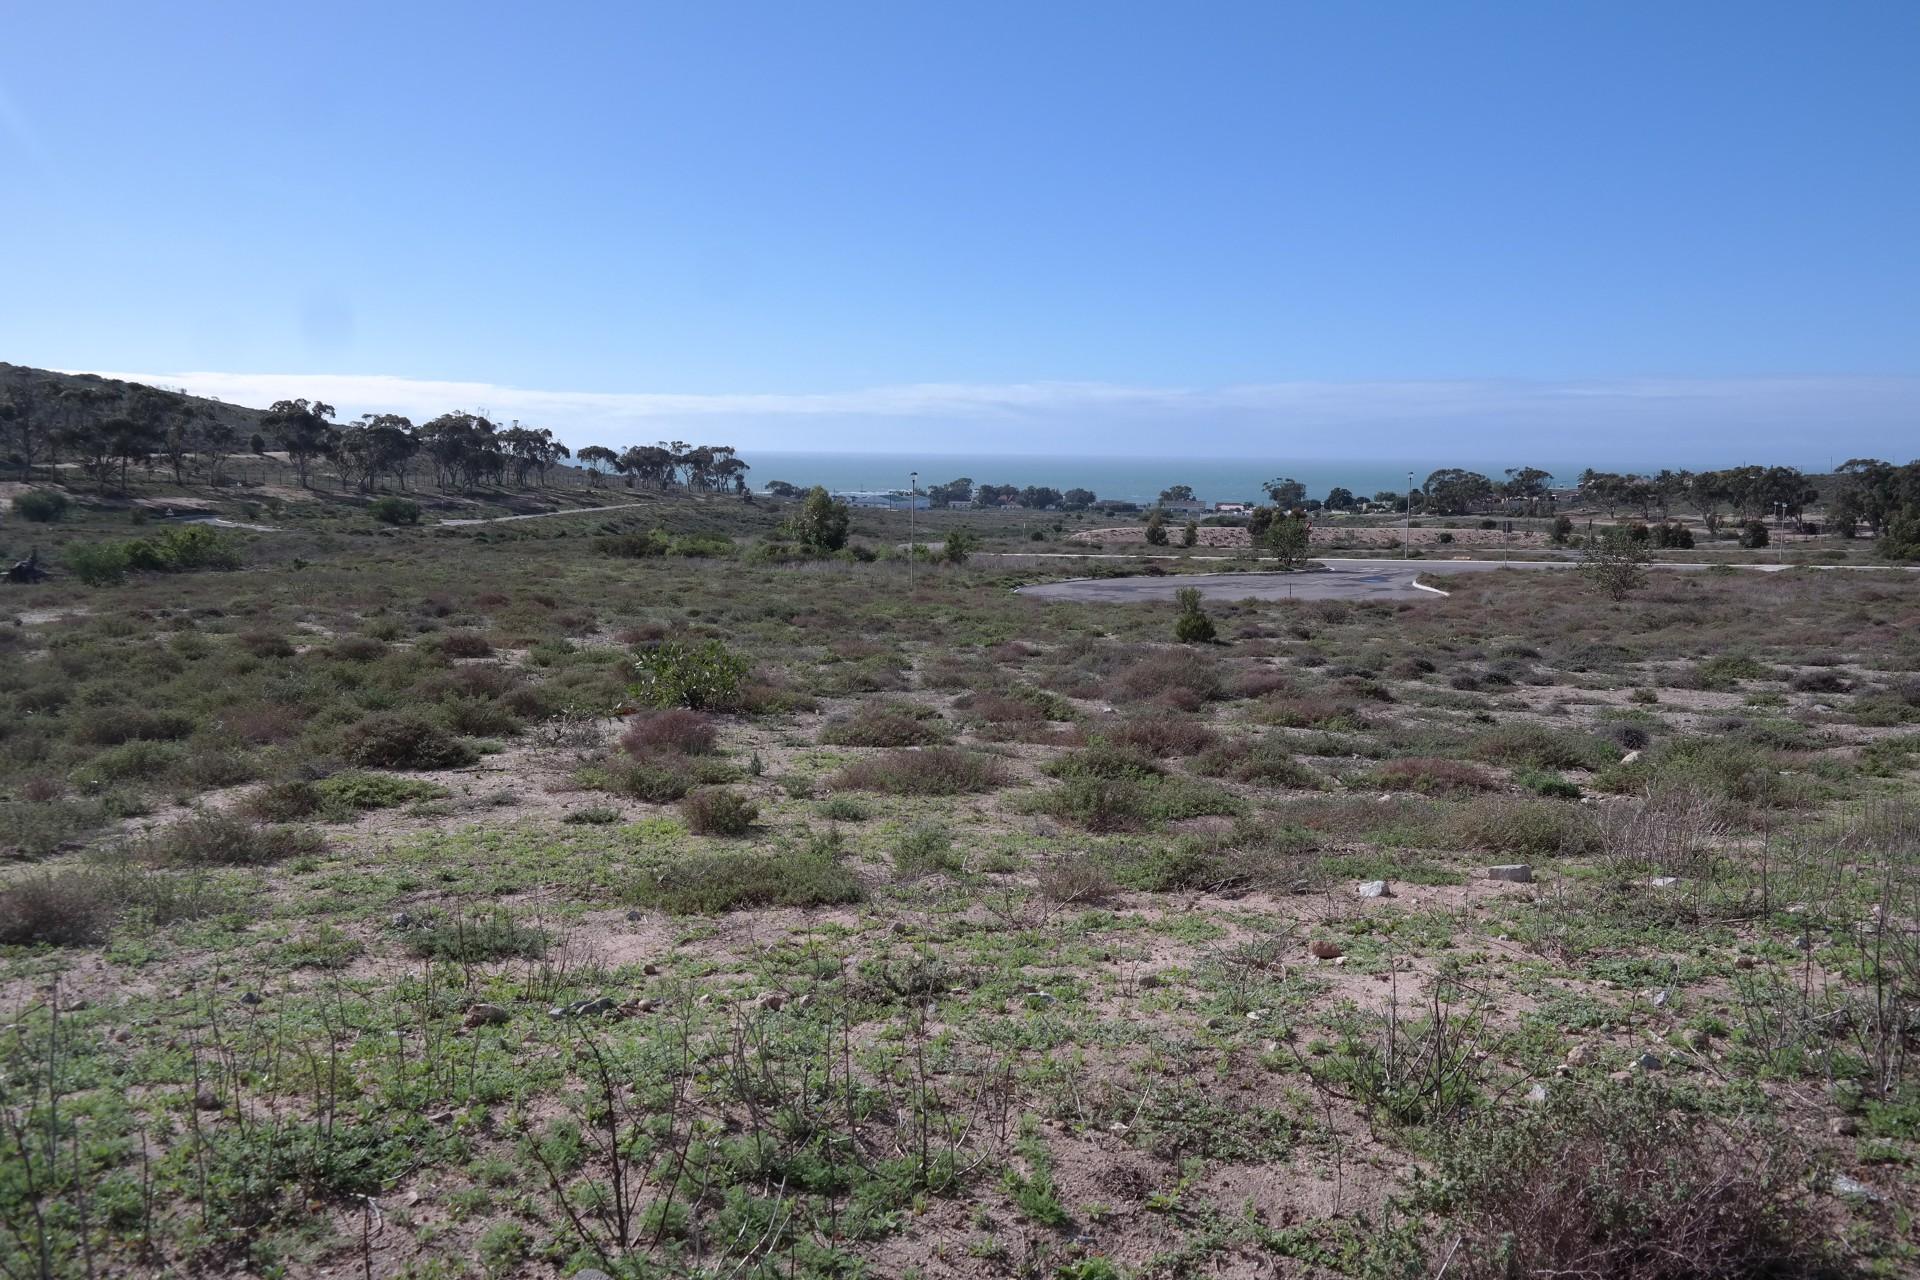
(744, 452), (1577, 505)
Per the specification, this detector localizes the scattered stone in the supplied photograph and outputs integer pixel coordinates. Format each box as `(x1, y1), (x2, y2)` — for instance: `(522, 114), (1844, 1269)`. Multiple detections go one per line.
(1734, 956), (1758, 970)
(1831, 1174), (1882, 1202)
(1649, 989), (1669, 1008)
(550, 996), (617, 1019)
(1634, 1052), (1663, 1072)
(428, 1110), (454, 1125)
(464, 1003), (510, 1028)
(755, 993), (787, 1012)
(194, 1088), (222, 1111)
(1525, 1083), (1549, 1105)
(888, 921), (909, 935)
(238, 992), (262, 1006)
(625, 910), (643, 922)
(1564, 1042), (1599, 1069)
(1831, 1116), (1859, 1137)
(1309, 939), (1344, 960)
(574, 1270), (616, 1280)
(642, 962), (661, 976)
(1356, 880), (1392, 899)
(1649, 876), (1681, 889)
(1619, 750), (1641, 765)
(1687, 1028), (1713, 1051)
(1138, 972), (1163, 989)
(1488, 864), (1533, 883)
(389, 912), (414, 929)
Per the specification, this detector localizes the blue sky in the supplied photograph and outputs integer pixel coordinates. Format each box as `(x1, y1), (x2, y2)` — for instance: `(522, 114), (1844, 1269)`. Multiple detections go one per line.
(3, 1), (1916, 464)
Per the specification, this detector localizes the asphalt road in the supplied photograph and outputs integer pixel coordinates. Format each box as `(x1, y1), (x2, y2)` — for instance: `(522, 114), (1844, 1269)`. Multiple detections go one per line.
(1013, 557), (1812, 604)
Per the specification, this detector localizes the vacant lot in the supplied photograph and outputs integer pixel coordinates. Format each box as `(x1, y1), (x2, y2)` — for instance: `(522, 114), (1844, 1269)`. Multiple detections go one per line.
(3, 487), (1918, 1279)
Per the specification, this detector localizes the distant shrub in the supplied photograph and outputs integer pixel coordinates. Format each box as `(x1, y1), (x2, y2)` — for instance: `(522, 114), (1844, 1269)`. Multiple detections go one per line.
(340, 712), (477, 770)
(1439, 796), (1599, 857)
(1034, 852), (1117, 904)
(818, 703), (949, 748)
(241, 780), (323, 822)
(1254, 694), (1368, 731)
(1192, 739), (1321, 788)
(1686, 654), (1775, 690)
(631, 638), (749, 711)
(0, 870), (115, 945)
(406, 909), (549, 962)
(316, 771), (447, 813)
(72, 707), (194, 746)
(64, 541), (132, 586)
(1516, 769), (1582, 799)
(369, 496), (421, 525)
(893, 823), (962, 878)
(329, 635), (388, 663)
(1106, 716), (1218, 758)
(818, 795), (872, 822)
(152, 811), (324, 867)
(1428, 1086), (1832, 1280)
(436, 629), (494, 658)
(1173, 586), (1217, 644)
(1044, 744), (1163, 781)
(1115, 650), (1222, 705)
(1026, 773), (1243, 832)
(635, 836), (863, 914)
(1739, 520), (1770, 549)
(1470, 723), (1615, 772)
(830, 748), (1012, 795)
(592, 753), (694, 802)
(237, 628), (295, 658)
(680, 787), (758, 836)
(621, 708), (718, 756)
(14, 489), (69, 522)
(1371, 757), (1500, 794)
(1788, 668), (1849, 694)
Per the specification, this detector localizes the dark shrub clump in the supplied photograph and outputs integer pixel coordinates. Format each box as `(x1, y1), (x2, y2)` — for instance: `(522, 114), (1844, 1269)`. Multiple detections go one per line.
(680, 787), (758, 836)
(339, 713), (477, 770)
(621, 708), (719, 756)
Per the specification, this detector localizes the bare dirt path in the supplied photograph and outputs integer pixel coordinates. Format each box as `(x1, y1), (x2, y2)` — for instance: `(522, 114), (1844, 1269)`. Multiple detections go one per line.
(437, 500), (654, 526)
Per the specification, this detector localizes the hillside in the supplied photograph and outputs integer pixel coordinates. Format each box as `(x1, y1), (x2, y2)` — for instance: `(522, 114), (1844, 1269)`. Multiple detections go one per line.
(0, 361), (267, 439)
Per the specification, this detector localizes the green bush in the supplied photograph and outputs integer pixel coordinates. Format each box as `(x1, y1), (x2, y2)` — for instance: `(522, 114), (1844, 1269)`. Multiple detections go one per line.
(64, 541), (132, 586)
(13, 489), (69, 522)
(369, 496), (421, 525)
(830, 748), (1012, 795)
(634, 837), (864, 914)
(680, 787), (757, 836)
(1439, 796), (1599, 857)
(406, 909), (549, 961)
(630, 638), (750, 710)
(1173, 586), (1217, 644)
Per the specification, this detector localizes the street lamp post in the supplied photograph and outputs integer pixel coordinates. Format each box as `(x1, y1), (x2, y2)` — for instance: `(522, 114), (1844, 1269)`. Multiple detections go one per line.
(1404, 470), (1414, 556)
(908, 471), (918, 592)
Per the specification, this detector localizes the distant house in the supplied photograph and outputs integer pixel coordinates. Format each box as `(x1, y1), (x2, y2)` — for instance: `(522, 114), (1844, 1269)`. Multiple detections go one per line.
(1214, 501), (1253, 514)
(945, 500), (974, 510)
(1156, 499), (1209, 516)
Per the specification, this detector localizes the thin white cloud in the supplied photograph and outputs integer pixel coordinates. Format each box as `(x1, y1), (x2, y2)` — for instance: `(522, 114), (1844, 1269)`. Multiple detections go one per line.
(71, 368), (1920, 466)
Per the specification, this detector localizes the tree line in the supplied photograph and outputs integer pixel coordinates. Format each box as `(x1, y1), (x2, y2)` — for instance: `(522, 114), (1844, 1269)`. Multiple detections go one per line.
(0, 374), (749, 497)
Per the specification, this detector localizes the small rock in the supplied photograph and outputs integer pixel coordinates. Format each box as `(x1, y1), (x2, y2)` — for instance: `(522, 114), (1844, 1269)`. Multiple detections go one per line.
(1356, 880), (1392, 899)
(1734, 955), (1758, 970)
(1649, 989), (1669, 1008)
(238, 992), (262, 1006)
(1619, 750), (1641, 765)
(1687, 1028), (1713, 1051)
(551, 996), (617, 1018)
(1138, 972), (1163, 989)
(574, 1270), (616, 1280)
(1564, 1042), (1599, 1069)
(194, 1088), (222, 1111)
(464, 1003), (510, 1028)
(642, 962), (661, 976)
(888, 921), (908, 935)
(1635, 1052), (1664, 1072)
(389, 912), (414, 929)
(625, 910), (643, 922)
(1830, 1174), (1881, 1202)
(1831, 1116), (1859, 1136)
(1487, 864), (1533, 883)
(428, 1110), (454, 1125)
(1525, 1083), (1549, 1105)
(1309, 939), (1344, 960)
(756, 993), (787, 1012)
(1649, 876), (1681, 889)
